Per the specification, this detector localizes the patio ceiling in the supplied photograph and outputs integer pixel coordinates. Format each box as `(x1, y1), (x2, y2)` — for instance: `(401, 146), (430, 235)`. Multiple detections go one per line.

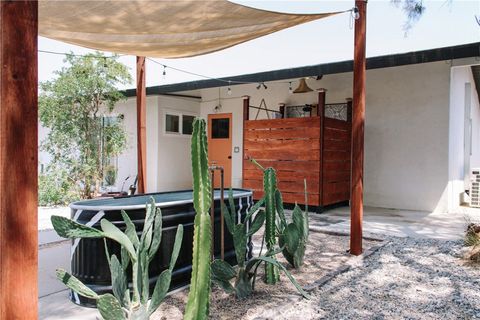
(39, 0), (341, 58)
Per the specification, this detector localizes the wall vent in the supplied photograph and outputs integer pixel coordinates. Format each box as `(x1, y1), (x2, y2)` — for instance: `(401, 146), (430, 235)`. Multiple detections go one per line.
(470, 168), (480, 208)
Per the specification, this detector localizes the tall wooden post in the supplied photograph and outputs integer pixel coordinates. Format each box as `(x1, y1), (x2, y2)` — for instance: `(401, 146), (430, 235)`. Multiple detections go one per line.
(241, 96), (250, 188)
(0, 1), (38, 318)
(350, 0), (367, 255)
(136, 56), (147, 194)
(318, 89), (326, 208)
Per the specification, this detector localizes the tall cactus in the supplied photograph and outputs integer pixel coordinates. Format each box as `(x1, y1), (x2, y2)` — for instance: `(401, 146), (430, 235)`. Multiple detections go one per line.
(184, 118), (212, 320)
(211, 189), (310, 300)
(51, 198), (184, 320)
(263, 167), (280, 284)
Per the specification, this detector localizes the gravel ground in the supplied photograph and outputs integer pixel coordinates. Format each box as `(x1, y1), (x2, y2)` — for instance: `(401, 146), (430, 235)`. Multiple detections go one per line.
(153, 231), (379, 320)
(275, 237), (480, 320)
(153, 233), (480, 320)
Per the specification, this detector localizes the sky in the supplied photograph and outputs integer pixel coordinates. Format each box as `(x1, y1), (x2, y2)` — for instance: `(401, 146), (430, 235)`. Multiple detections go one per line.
(38, 0), (480, 89)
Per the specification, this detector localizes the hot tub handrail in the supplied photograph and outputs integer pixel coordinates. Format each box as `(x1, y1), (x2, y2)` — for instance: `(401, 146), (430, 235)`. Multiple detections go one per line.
(209, 165), (225, 260)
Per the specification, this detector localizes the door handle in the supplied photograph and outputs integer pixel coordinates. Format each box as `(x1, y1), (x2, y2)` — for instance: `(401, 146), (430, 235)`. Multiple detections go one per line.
(228, 156), (232, 159)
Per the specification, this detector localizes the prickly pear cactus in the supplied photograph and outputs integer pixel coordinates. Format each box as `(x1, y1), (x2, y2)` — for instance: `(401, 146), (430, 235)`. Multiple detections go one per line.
(184, 118), (212, 320)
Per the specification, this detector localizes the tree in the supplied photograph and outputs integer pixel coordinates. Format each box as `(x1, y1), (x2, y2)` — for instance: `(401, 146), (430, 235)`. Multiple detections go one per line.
(39, 52), (132, 199)
(392, 0), (426, 33)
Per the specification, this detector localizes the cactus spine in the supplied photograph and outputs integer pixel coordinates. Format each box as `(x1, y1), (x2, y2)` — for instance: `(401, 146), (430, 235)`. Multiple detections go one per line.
(184, 118), (212, 320)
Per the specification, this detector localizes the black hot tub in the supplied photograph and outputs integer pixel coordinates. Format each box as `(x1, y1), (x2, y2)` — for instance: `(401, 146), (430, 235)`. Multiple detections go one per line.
(69, 188), (253, 307)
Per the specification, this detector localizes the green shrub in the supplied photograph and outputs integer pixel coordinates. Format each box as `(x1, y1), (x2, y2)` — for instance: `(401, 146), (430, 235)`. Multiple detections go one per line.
(39, 168), (77, 206)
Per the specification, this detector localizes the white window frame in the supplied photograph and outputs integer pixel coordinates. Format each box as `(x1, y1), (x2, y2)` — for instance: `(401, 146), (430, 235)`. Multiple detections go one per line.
(163, 109), (198, 137)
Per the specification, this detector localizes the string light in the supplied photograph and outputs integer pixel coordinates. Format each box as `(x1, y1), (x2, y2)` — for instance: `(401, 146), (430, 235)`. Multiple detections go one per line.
(38, 49), (327, 91)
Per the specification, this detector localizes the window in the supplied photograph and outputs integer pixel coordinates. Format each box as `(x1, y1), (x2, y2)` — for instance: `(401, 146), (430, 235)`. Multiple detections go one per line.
(165, 114), (180, 134)
(211, 118), (229, 139)
(182, 115), (195, 135)
(164, 111), (196, 136)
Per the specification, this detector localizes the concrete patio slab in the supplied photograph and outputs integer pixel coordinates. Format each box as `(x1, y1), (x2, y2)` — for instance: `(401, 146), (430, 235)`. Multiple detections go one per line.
(310, 205), (480, 240)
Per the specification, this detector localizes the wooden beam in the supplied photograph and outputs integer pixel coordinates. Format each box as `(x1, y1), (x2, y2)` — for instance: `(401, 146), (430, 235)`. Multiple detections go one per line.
(136, 56), (147, 194)
(0, 1), (38, 318)
(350, 0), (367, 256)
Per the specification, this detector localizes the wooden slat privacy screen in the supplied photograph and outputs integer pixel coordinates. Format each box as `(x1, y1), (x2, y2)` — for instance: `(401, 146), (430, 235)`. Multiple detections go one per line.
(243, 111), (351, 207)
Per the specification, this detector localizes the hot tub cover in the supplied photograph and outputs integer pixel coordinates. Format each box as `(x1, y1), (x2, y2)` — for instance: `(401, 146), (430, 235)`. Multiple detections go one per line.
(39, 0), (342, 58)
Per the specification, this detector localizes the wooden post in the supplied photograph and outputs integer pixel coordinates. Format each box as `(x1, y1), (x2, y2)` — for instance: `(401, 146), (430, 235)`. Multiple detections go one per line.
(350, 0), (367, 256)
(318, 89), (326, 208)
(346, 98), (353, 123)
(242, 96), (249, 188)
(0, 1), (38, 318)
(317, 89), (326, 117)
(136, 56), (147, 194)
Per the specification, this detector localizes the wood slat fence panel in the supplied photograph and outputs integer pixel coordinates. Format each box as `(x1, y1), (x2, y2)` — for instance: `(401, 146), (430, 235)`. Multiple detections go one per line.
(243, 117), (321, 206)
(242, 105), (352, 208)
(322, 117), (351, 205)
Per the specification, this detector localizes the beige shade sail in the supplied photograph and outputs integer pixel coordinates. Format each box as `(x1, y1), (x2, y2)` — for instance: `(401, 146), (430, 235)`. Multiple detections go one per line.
(39, 0), (342, 58)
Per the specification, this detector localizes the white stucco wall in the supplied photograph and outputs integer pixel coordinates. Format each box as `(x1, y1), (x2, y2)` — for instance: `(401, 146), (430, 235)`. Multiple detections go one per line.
(200, 60), (457, 212)
(39, 58), (479, 213)
(448, 63), (480, 210)
(114, 95), (200, 193)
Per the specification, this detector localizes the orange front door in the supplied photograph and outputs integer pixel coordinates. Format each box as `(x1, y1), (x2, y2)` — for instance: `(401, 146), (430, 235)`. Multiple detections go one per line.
(208, 113), (232, 188)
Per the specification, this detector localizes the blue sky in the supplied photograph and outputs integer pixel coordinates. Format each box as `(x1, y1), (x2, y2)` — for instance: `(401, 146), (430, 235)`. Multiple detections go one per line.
(39, 0), (480, 88)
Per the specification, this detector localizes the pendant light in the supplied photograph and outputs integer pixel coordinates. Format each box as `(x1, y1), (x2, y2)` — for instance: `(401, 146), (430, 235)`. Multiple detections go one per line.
(293, 78), (313, 93)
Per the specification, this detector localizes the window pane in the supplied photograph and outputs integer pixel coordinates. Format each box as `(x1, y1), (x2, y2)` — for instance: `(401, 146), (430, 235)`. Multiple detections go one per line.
(212, 118), (229, 139)
(183, 115), (195, 135)
(165, 114), (180, 133)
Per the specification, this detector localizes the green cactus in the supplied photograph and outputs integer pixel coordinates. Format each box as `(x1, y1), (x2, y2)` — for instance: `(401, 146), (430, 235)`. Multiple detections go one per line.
(51, 197), (184, 320)
(250, 159), (280, 284)
(210, 189), (310, 300)
(277, 180), (310, 269)
(263, 167), (281, 284)
(184, 118), (212, 320)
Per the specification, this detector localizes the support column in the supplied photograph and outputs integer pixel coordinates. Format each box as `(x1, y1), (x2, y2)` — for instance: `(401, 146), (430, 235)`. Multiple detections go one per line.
(0, 1), (38, 318)
(242, 96), (249, 188)
(318, 89), (326, 207)
(136, 56), (147, 194)
(350, 0), (367, 256)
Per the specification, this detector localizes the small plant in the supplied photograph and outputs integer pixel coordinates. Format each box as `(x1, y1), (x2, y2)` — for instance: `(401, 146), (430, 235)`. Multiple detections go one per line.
(51, 198), (183, 320)
(211, 190), (310, 300)
(104, 165), (117, 187)
(465, 223), (480, 247)
(277, 180), (309, 269)
(184, 118), (212, 320)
